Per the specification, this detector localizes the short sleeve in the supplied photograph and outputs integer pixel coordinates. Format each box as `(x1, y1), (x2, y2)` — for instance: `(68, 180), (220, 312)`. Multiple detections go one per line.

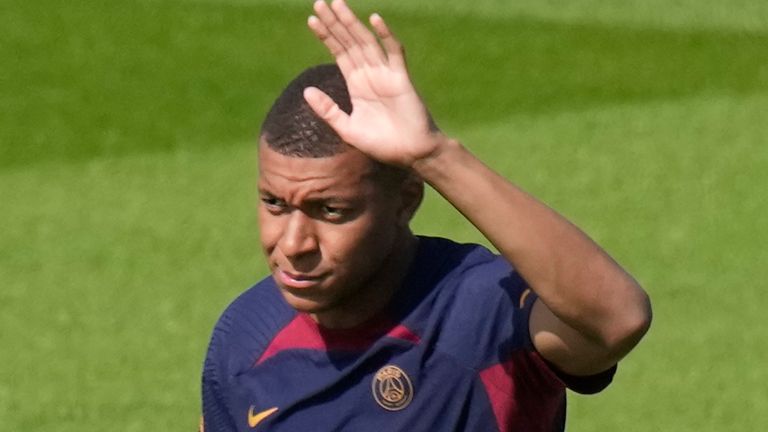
(201, 315), (238, 431)
(548, 361), (617, 395)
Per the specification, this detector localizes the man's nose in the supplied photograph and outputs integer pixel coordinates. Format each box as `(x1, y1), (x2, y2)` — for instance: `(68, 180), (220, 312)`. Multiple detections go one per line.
(279, 211), (319, 259)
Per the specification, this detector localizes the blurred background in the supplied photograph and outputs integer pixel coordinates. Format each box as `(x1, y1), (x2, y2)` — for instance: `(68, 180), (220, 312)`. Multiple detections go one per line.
(1, 0), (766, 430)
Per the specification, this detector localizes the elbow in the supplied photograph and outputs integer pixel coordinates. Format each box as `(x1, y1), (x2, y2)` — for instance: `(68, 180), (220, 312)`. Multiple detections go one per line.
(604, 289), (652, 358)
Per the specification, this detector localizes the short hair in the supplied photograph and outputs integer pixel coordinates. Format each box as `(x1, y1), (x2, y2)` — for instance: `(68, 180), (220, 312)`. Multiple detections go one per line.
(259, 64), (419, 195)
(260, 64), (351, 158)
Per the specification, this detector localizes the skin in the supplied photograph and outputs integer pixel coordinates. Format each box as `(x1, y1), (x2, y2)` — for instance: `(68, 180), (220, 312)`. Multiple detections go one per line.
(299, 0), (651, 376)
(258, 141), (422, 329)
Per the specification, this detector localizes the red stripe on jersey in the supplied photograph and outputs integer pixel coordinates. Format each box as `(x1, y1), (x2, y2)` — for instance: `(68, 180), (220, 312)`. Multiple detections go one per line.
(479, 351), (566, 431)
(386, 324), (421, 344)
(256, 313), (420, 365)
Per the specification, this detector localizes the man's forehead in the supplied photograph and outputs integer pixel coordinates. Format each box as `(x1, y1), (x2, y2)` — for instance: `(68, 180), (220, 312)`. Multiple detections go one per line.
(258, 141), (379, 191)
(258, 133), (345, 159)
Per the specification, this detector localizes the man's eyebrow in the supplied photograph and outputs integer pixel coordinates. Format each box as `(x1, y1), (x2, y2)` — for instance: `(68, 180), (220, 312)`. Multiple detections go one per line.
(257, 188), (281, 198)
(305, 195), (353, 204)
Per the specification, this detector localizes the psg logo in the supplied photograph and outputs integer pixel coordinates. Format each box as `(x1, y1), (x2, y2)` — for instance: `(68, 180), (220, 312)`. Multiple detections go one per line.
(372, 365), (414, 411)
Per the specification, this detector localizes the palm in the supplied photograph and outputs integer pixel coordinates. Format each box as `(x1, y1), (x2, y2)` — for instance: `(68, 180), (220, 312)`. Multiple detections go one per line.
(344, 68), (432, 163)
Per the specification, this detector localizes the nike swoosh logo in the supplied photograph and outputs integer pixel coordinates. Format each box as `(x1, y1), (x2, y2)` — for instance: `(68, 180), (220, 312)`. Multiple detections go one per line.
(248, 406), (279, 428)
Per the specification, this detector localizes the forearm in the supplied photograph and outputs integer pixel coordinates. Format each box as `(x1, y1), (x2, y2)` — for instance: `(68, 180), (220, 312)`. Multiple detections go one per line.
(413, 135), (650, 348)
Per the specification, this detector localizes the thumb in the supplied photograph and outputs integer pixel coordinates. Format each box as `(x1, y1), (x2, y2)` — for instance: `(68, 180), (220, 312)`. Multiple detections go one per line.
(303, 86), (350, 135)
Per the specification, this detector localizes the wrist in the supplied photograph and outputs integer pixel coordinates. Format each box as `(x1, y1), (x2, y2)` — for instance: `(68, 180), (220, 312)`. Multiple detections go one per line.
(411, 134), (465, 179)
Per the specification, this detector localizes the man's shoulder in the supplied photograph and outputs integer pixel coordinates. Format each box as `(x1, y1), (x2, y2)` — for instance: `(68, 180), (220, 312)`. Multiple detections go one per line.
(414, 235), (518, 290)
(229, 276), (286, 313)
(406, 237), (533, 367)
(206, 276), (295, 362)
(415, 235), (497, 269)
(220, 276), (292, 328)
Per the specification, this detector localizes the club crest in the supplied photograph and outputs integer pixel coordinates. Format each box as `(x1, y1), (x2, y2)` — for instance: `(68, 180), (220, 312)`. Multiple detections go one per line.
(372, 365), (414, 411)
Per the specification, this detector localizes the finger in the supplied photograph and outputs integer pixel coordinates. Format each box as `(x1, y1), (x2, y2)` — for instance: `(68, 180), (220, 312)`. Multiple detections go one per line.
(303, 86), (351, 137)
(307, 15), (355, 72)
(313, 0), (363, 67)
(330, 0), (386, 65)
(307, 15), (344, 57)
(370, 13), (406, 70)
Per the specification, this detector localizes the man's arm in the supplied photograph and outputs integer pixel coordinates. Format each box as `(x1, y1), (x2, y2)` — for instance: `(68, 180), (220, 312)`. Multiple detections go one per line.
(303, 0), (651, 376)
(412, 139), (651, 375)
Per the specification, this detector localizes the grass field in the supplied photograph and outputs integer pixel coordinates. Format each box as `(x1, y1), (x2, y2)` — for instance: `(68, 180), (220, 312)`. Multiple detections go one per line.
(2, 0), (767, 430)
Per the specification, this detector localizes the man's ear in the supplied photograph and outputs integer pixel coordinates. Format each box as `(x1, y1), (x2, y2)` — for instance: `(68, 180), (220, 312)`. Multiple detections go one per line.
(397, 174), (424, 227)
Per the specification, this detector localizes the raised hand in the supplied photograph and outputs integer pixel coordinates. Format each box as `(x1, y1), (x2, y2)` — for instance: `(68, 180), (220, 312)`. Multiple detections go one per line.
(304, 0), (443, 168)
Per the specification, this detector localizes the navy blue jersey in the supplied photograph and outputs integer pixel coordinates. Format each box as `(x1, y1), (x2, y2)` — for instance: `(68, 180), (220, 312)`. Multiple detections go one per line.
(202, 236), (614, 431)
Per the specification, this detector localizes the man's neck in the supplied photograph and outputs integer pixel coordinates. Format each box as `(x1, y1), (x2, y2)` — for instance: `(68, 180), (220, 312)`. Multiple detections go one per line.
(311, 232), (419, 329)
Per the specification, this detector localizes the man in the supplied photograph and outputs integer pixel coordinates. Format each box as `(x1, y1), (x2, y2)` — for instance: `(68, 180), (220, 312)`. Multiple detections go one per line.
(201, 0), (651, 430)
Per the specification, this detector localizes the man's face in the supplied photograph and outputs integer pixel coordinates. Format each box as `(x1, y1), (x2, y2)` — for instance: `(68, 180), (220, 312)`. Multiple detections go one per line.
(257, 142), (412, 327)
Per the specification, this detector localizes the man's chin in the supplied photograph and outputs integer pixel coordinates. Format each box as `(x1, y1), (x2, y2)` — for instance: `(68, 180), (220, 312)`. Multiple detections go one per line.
(279, 289), (331, 314)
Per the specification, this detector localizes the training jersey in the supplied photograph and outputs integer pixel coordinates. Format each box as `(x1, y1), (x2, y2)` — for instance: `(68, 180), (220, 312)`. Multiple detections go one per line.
(202, 236), (615, 431)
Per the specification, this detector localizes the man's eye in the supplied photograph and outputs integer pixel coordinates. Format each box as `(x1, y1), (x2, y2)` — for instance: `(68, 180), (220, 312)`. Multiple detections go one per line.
(261, 197), (286, 211)
(322, 206), (345, 219)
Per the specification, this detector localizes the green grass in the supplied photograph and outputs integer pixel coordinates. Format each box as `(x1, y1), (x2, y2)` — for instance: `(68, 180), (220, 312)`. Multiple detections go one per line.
(1, 146), (260, 430)
(2, 0), (767, 430)
(199, 0), (768, 32)
(457, 92), (768, 429)
(0, 0), (323, 167)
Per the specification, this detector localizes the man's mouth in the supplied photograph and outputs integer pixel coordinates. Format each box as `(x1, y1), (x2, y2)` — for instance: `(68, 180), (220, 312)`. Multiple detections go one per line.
(276, 270), (327, 289)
